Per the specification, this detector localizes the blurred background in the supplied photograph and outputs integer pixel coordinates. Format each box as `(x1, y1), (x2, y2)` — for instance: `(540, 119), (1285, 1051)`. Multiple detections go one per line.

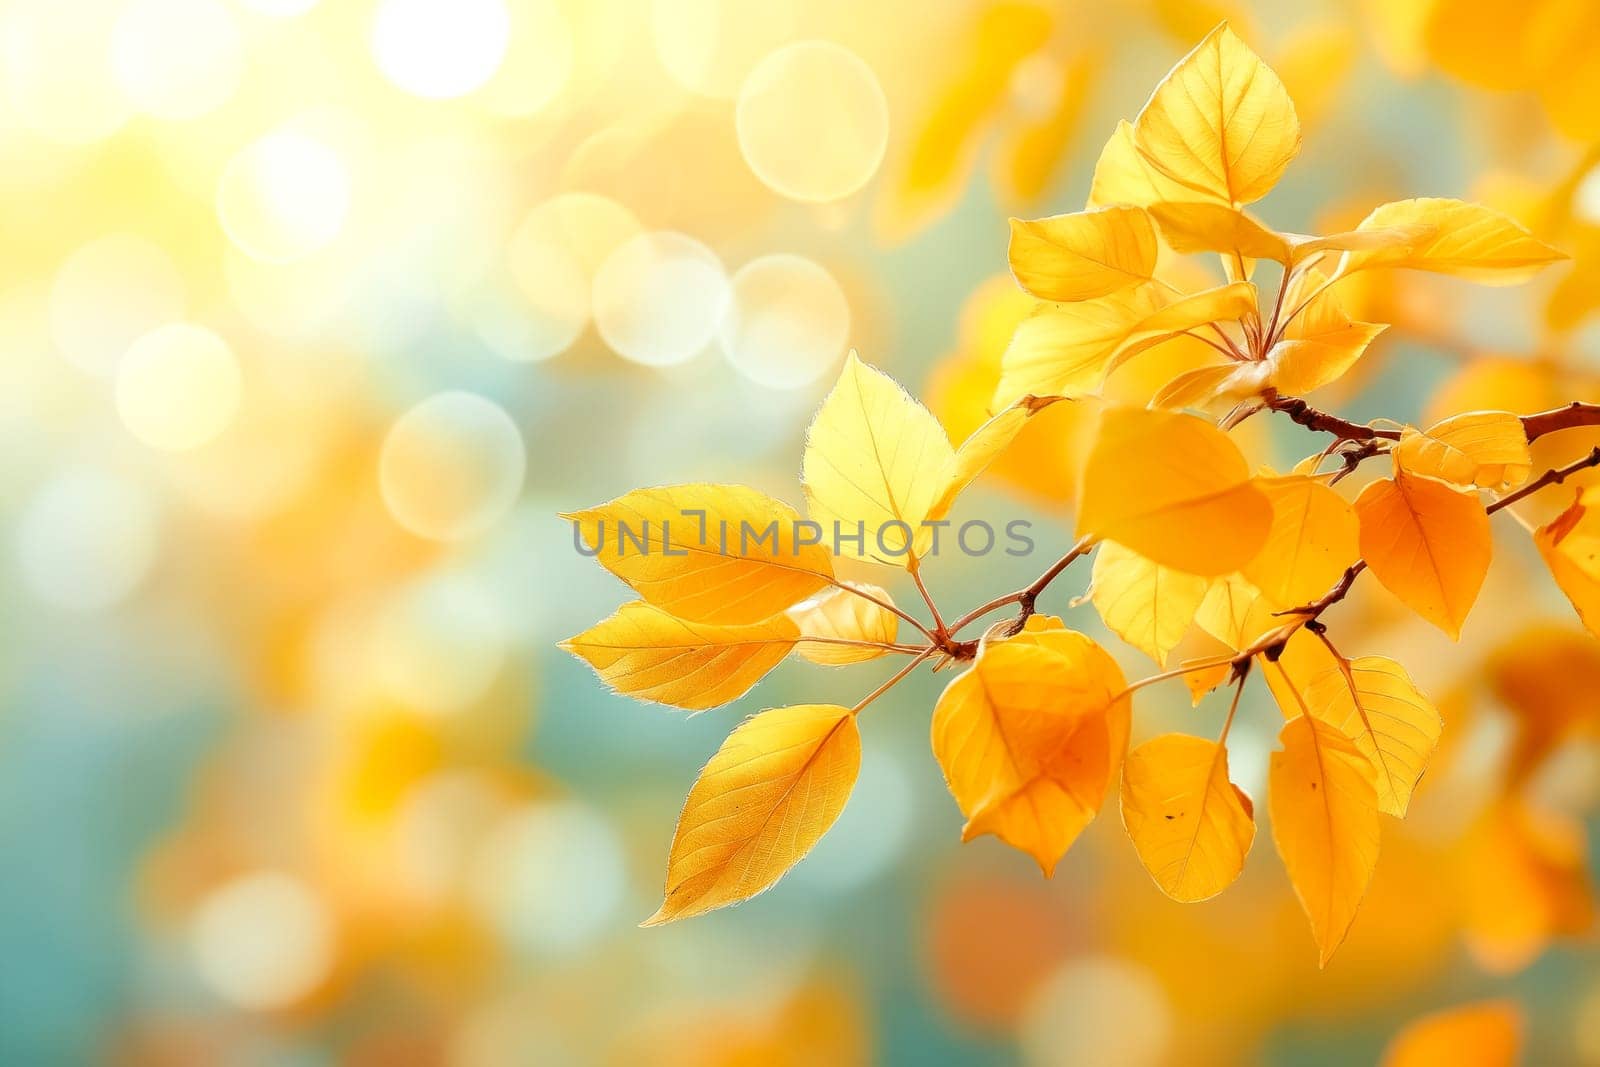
(3, 0), (1600, 1062)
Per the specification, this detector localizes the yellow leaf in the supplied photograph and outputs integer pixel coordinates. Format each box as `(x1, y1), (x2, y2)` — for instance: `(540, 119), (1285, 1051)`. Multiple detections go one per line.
(1133, 23), (1301, 206)
(1077, 407), (1273, 575)
(1089, 540), (1210, 666)
(1286, 223), (1436, 265)
(1008, 207), (1158, 302)
(927, 394), (1063, 522)
(788, 583), (899, 665)
(994, 287), (1161, 405)
(562, 601), (797, 710)
(567, 484), (834, 625)
(1101, 282), (1259, 379)
(1148, 201), (1290, 262)
(1087, 120), (1197, 209)
(1355, 471), (1492, 638)
(1150, 361), (1266, 412)
(1536, 486), (1600, 640)
(1269, 274), (1388, 395)
(1120, 733), (1255, 902)
(931, 626), (1128, 874)
(1268, 713), (1381, 966)
(1346, 198), (1567, 284)
(1380, 1000), (1523, 1067)
(1262, 630), (1442, 817)
(803, 352), (955, 564)
(1394, 411), (1533, 490)
(1242, 475), (1361, 607)
(644, 704), (859, 925)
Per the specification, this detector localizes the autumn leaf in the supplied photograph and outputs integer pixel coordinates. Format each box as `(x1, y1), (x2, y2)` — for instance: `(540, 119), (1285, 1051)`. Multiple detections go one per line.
(1268, 713), (1381, 966)
(1535, 486), (1600, 640)
(1267, 273), (1388, 395)
(567, 484), (834, 625)
(1195, 572), (1281, 650)
(1148, 201), (1290, 262)
(931, 622), (1128, 874)
(1242, 474), (1361, 607)
(561, 600), (798, 710)
(927, 394), (1064, 522)
(1077, 407), (1273, 575)
(1380, 1000), (1522, 1067)
(1355, 471), (1492, 638)
(1089, 540), (1210, 666)
(1345, 198), (1567, 283)
(788, 583), (900, 665)
(1262, 630), (1442, 817)
(1394, 410), (1533, 489)
(1460, 798), (1594, 973)
(1121, 733), (1255, 902)
(803, 352), (955, 564)
(1133, 23), (1302, 206)
(644, 704), (860, 925)
(1087, 119), (1195, 209)
(994, 287), (1162, 404)
(1008, 206), (1158, 301)
(1100, 281), (1258, 378)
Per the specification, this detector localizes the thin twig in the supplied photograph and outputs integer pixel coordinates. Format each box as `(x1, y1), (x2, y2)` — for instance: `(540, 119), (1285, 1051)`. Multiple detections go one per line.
(1487, 447), (1600, 514)
(908, 558), (948, 635)
(794, 637), (931, 655)
(850, 647), (938, 714)
(830, 578), (939, 643)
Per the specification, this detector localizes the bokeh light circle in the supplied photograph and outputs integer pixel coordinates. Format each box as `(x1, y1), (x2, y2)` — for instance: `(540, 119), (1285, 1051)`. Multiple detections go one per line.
(371, 0), (509, 100)
(468, 802), (626, 954)
(116, 324), (242, 451)
(16, 467), (160, 613)
(592, 231), (729, 366)
(112, 0), (244, 121)
(190, 872), (334, 1011)
(370, 573), (509, 715)
(506, 192), (642, 361)
(3, 0), (130, 144)
(735, 40), (888, 203)
(652, 0), (797, 99)
(1019, 956), (1173, 1067)
(217, 128), (351, 264)
(379, 391), (526, 541)
(720, 253), (850, 388)
(50, 234), (186, 377)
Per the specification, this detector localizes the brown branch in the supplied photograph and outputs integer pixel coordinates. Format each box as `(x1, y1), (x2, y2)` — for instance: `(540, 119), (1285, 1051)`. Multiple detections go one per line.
(944, 535), (1098, 656)
(1520, 402), (1600, 443)
(1487, 446), (1600, 514)
(1264, 392), (1402, 442)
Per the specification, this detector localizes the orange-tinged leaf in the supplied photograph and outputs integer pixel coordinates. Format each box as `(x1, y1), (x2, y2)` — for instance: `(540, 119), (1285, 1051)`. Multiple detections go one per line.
(1087, 119), (1195, 210)
(1102, 281), (1259, 378)
(1077, 407), (1273, 575)
(931, 628), (1128, 874)
(1242, 475), (1361, 607)
(1345, 198), (1567, 284)
(1008, 207), (1158, 302)
(1355, 471), (1492, 638)
(1262, 631), (1442, 817)
(803, 352), (955, 564)
(644, 704), (860, 924)
(1380, 1000), (1522, 1067)
(994, 287), (1162, 404)
(1394, 411), (1533, 489)
(1195, 572), (1279, 649)
(567, 484), (834, 625)
(1461, 798), (1594, 973)
(1269, 714), (1381, 966)
(562, 601), (797, 710)
(1089, 540), (1210, 666)
(1121, 733), (1255, 902)
(1286, 222), (1436, 265)
(1535, 486), (1600, 640)
(788, 583), (899, 665)
(1269, 274), (1388, 395)
(1148, 201), (1290, 262)
(1133, 23), (1301, 206)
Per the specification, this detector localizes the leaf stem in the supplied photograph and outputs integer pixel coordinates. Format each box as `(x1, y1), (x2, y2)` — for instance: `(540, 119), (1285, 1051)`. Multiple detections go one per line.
(830, 578), (940, 644)
(850, 647), (939, 715)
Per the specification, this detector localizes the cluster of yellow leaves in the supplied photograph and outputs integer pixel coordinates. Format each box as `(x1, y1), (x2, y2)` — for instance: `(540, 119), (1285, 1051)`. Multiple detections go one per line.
(998, 23), (1564, 416)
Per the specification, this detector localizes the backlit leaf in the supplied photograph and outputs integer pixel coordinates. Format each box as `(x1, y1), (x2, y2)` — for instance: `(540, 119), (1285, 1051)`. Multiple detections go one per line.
(1078, 407), (1273, 575)
(1269, 274), (1387, 395)
(1008, 206), (1158, 302)
(1089, 540), (1210, 666)
(1535, 486), (1600, 640)
(1148, 201), (1290, 262)
(928, 394), (1064, 522)
(1345, 198), (1567, 284)
(1394, 411), (1533, 489)
(644, 704), (860, 924)
(1355, 471), (1492, 638)
(562, 600), (797, 710)
(1133, 23), (1302, 206)
(1269, 713), (1381, 966)
(1121, 733), (1255, 902)
(931, 623), (1128, 874)
(788, 583), (899, 665)
(1087, 119), (1196, 209)
(1242, 475), (1361, 607)
(803, 352), (955, 564)
(567, 484), (834, 625)
(994, 287), (1162, 404)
